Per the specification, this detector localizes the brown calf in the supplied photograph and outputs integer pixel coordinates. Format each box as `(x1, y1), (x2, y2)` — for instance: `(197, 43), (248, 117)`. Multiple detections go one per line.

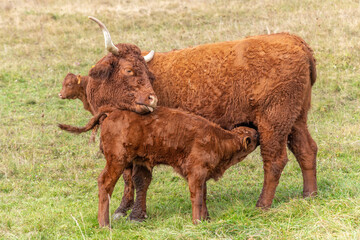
(59, 106), (258, 227)
(59, 73), (98, 142)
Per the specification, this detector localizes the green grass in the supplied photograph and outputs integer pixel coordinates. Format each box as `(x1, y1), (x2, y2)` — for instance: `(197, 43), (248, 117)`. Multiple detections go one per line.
(1, 0), (359, 239)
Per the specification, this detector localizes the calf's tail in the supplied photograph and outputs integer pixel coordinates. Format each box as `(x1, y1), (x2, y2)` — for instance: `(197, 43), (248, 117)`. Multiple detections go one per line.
(58, 112), (107, 134)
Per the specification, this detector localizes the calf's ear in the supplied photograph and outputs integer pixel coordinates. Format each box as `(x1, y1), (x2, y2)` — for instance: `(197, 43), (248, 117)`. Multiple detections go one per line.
(89, 56), (114, 81)
(242, 137), (251, 150)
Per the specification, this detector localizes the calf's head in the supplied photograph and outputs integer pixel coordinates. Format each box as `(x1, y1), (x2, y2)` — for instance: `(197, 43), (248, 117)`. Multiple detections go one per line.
(88, 16), (157, 114)
(231, 126), (259, 159)
(59, 73), (83, 99)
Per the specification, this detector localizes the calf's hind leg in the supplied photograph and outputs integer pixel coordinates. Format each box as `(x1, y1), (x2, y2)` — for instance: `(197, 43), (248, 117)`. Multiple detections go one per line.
(128, 164), (153, 222)
(288, 118), (318, 197)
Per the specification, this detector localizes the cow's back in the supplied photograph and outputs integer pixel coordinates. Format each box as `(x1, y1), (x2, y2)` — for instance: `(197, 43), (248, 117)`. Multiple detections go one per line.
(147, 33), (314, 129)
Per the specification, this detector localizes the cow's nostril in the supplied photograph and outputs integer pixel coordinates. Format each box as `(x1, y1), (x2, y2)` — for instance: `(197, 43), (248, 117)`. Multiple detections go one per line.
(148, 95), (157, 106)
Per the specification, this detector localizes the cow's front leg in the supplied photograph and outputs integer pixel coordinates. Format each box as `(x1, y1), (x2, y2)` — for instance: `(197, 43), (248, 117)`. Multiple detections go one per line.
(113, 166), (134, 220)
(287, 118), (318, 198)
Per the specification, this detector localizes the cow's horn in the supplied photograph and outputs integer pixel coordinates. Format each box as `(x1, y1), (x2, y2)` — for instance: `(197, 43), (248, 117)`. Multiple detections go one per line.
(88, 16), (119, 55)
(144, 50), (154, 62)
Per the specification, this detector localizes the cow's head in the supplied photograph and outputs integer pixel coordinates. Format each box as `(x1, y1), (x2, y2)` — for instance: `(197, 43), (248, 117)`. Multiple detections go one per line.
(59, 73), (84, 99)
(88, 16), (157, 114)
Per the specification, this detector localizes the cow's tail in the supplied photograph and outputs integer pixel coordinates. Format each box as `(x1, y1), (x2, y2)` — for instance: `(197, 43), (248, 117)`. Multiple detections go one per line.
(291, 34), (317, 86)
(58, 106), (117, 134)
(307, 45), (317, 86)
(300, 37), (317, 86)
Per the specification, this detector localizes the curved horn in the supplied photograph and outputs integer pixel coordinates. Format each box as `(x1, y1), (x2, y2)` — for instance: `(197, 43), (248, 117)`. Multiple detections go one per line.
(88, 16), (119, 55)
(144, 50), (154, 62)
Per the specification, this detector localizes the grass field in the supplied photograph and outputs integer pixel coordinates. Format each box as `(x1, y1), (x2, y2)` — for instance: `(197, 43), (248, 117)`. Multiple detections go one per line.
(1, 0), (359, 239)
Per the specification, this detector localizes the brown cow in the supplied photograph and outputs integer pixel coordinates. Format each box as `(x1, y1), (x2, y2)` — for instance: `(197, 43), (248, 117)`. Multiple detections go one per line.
(85, 17), (318, 219)
(85, 17), (157, 115)
(59, 73), (99, 142)
(59, 106), (258, 226)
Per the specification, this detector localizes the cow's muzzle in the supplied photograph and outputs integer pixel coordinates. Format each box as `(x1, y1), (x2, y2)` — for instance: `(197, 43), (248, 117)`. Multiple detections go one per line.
(136, 94), (158, 113)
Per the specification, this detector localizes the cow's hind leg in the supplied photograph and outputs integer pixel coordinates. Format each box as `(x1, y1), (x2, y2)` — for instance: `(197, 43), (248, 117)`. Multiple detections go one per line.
(288, 118), (318, 197)
(113, 166), (134, 220)
(256, 121), (290, 209)
(128, 164), (152, 222)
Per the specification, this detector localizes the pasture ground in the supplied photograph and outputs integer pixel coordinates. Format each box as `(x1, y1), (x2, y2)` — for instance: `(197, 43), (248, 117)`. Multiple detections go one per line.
(0, 0), (359, 239)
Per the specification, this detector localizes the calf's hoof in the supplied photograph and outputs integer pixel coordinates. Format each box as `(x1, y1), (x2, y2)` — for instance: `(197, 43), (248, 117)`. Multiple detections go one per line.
(127, 211), (147, 222)
(203, 216), (211, 222)
(112, 211), (127, 221)
(113, 201), (134, 221)
(256, 200), (272, 210)
(303, 191), (317, 198)
(192, 219), (202, 225)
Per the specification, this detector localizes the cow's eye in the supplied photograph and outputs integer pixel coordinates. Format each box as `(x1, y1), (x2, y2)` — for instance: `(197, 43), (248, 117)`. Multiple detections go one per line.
(124, 68), (134, 76)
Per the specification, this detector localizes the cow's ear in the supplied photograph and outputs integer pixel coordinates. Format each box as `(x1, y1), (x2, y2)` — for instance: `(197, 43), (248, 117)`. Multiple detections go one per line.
(89, 56), (114, 81)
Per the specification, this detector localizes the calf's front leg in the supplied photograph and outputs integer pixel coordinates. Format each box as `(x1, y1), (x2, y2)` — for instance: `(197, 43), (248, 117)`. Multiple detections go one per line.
(98, 161), (125, 227)
(188, 175), (206, 224)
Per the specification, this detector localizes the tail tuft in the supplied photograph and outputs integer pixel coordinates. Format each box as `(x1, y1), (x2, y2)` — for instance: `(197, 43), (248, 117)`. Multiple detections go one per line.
(58, 123), (87, 134)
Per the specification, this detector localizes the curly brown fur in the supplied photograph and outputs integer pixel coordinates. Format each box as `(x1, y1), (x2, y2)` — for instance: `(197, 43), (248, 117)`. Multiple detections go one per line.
(97, 107), (258, 226)
(87, 43), (157, 115)
(113, 33), (318, 217)
(74, 31), (318, 220)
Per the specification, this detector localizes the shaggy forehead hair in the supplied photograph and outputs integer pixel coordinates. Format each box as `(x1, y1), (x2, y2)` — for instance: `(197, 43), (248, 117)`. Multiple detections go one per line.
(89, 43), (153, 82)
